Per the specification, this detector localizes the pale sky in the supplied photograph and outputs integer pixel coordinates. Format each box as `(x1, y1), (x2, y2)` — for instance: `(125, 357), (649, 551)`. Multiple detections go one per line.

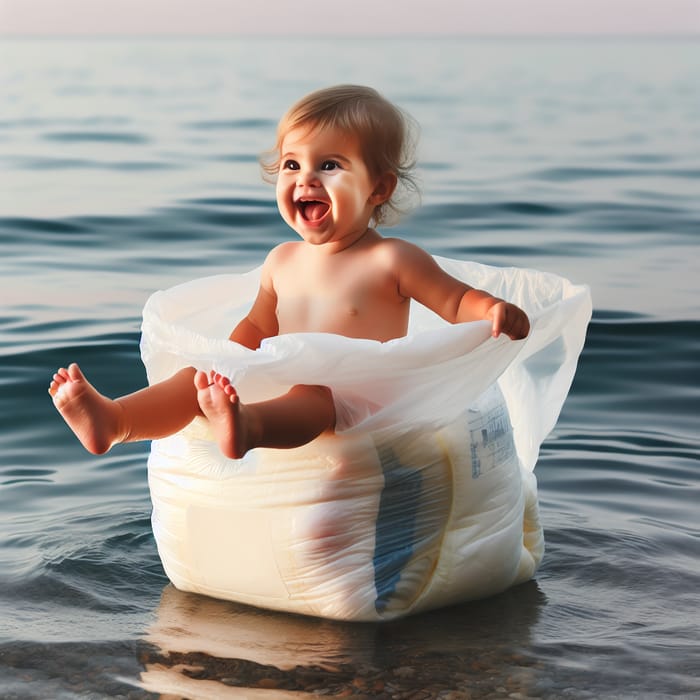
(1, 0), (699, 36)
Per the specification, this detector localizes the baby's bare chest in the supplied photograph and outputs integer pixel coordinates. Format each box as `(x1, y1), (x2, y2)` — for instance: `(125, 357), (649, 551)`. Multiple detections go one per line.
(273, 258), (408, 339)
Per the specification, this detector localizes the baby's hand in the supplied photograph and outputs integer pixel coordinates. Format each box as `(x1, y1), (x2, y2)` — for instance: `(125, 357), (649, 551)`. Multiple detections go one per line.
(487, 301), (530, 340)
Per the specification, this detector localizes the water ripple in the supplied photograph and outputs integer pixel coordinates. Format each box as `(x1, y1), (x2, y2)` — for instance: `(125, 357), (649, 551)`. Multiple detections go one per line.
(42, 131), (149, 145)
(7, 155), (181, 171)
(0, 216), (88, 235)
(535, 166), (700, 181)
(185, 117), (276, 130)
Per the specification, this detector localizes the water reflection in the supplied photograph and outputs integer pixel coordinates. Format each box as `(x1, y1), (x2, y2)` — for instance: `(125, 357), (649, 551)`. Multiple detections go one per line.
(140, 582), (545, 698)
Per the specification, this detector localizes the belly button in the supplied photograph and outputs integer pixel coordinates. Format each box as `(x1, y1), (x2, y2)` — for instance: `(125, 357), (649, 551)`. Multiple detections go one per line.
(348, 307), (358, 316)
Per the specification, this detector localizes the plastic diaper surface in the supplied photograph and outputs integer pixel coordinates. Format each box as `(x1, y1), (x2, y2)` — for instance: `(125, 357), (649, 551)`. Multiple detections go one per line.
(142, 257), (591, 621)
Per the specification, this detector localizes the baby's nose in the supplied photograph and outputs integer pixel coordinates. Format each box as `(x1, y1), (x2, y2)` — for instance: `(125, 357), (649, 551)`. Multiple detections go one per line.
(296, 169), (322, 187)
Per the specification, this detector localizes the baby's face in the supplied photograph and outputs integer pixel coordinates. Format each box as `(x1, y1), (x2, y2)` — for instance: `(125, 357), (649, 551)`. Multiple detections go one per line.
(275, 126), (381, 250)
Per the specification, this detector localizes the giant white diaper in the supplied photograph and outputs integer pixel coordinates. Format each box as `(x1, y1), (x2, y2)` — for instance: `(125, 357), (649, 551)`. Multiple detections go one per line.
(141, 257), (591, 621)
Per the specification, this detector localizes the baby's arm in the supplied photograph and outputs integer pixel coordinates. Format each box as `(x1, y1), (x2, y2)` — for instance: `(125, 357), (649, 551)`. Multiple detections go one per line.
(229, 252), (280, 349)
(394, 241), (530, 340)
(456, 288), (530, 339)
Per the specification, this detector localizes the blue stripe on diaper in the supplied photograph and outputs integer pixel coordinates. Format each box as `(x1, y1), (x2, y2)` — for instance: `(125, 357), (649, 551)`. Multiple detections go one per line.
(373, 446), (422, 613)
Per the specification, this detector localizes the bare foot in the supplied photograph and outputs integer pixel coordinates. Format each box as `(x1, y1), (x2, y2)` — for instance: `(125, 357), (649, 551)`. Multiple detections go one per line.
(49, 363), (125, 454)
(194, 370), (252, 459)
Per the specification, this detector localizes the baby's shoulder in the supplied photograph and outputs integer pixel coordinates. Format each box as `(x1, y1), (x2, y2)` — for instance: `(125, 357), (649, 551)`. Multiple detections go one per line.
(370, 235), (432, 266)
(264, 241), (303, 267)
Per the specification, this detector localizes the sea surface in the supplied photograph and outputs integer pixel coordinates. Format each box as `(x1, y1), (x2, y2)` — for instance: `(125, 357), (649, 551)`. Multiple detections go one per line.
(1, 37), (698, 699)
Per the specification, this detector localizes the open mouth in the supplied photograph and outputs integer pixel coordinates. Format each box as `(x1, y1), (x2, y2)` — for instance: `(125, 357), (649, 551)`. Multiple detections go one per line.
(297, 200), (330, 223)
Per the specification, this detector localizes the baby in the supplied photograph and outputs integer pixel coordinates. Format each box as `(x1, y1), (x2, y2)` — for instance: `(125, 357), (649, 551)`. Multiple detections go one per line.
(50, 85), (530, 460)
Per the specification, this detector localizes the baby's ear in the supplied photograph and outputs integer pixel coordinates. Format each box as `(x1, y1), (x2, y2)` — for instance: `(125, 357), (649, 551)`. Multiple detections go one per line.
(370, 172), (398, 204)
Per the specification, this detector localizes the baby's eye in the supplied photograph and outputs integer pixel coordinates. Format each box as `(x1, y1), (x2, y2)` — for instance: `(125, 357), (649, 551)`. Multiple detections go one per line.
(282, 159), (300, 171)
(321, 160), (340, 171)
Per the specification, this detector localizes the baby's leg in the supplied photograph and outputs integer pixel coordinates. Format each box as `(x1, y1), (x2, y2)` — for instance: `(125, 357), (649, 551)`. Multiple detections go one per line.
(195, 371), (336, 459)
(49, 364), (200, 454)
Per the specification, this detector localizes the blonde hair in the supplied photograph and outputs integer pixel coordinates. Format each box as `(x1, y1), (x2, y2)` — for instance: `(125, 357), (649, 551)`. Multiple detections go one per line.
(262, 85), (419, 226)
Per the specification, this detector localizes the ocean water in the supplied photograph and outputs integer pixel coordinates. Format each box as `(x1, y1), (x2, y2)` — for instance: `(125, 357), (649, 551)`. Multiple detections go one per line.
(1, 37), (698, 699)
